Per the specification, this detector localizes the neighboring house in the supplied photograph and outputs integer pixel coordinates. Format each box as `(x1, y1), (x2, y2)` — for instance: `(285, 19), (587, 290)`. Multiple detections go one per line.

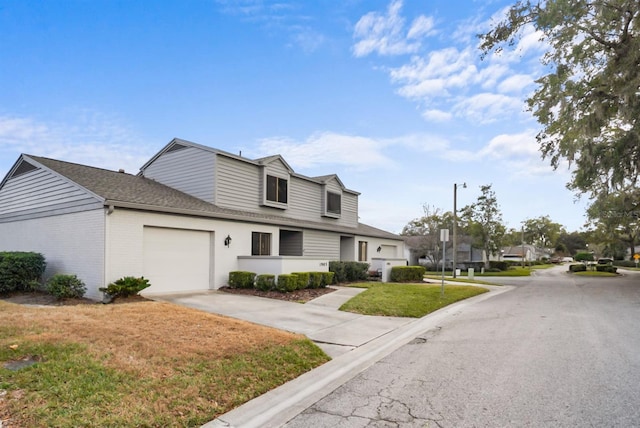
(404, 236), (483, 269)
(494, 245), (551, 263)
(0, 138), (405, 299)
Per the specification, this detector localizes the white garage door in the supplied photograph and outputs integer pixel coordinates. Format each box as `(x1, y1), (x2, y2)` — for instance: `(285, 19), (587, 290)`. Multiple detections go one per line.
(142, 227), (211, 294)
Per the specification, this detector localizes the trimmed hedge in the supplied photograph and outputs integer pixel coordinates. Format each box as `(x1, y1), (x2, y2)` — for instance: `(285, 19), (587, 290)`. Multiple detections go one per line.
(596, 265), (618, 273)
(489, 261), (508, 271)
(329, 261), (369, 283)
(292, 272), (310, 290)
(569, 264), (587, 272)
(614, 260), (637, 268)
(46, 274), (86, 299)
(228, 271), (256, 289)
(276, 274), (298, 292)
(0, 251), (46, 293)
(256, 274), (276, 291)
(574, 252), (595, 262)
(390, 266), (426, 282)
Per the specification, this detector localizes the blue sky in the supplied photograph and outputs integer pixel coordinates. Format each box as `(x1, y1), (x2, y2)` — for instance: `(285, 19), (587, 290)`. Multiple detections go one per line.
(0, 0), (589, 234)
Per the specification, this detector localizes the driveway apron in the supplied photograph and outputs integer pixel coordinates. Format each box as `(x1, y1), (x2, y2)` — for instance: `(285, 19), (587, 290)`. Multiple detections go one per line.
(152, 286), (413, 357)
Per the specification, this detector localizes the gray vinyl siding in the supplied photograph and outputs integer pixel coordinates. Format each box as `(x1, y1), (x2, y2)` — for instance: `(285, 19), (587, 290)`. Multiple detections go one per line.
(216, 156), (261, 209)
(341, 192), (358, 226)
(264, 159), (290, 177)
(0, 168), (103, 222)
(142, 147), (216, 203)
(287, 177), (322, 220)
(214, 154), (360, 228)
(303, 229), (340, 259)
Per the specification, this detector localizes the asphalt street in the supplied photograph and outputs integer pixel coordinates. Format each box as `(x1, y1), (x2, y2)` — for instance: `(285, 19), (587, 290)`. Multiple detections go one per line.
(283, 265), (640, 427)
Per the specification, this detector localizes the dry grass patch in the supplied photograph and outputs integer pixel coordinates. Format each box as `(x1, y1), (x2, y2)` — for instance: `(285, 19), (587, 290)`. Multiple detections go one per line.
(0, 300), (329, 427)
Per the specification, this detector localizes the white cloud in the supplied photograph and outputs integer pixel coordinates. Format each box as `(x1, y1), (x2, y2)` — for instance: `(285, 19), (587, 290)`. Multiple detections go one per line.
(352, 0), (434, 57)
(422, 109), (452, 122)
(253, 131), (459, 172)
(479, 130), (539, 159)
(255, 132), (394, 170)
(407, 15), (436, 39)
(497, 73), (534, 93)
(0, 113), (153, 174)
(453, 92), (525, 123)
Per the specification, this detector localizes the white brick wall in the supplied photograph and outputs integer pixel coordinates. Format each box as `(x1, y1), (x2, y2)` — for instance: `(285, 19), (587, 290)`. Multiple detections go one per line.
(0, 209), (105, 299)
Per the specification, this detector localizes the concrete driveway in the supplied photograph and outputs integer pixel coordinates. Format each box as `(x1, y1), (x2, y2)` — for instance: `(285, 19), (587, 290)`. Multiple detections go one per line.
(153, 286), (414, 358)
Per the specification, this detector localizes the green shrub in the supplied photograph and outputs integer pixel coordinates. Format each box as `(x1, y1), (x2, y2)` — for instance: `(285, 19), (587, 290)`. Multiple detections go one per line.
(228, 271), (256, 289)
(276, 274), (298, 292)
(329, 261), (369, 283)
(614, 260), (637, 268)
(574, 252), (595, 262)
(308, 272), (323, 289)
(46, 274), (86, 299)
(596, 265), (618, 273)
(0, 252), (47, 293)
(489, 261), (508, 271)
(100, 276), (150, 298)
(292, 272), (310, 290)
(390, 266), (425, 282)
(320, 272), (334, 288)
(569, 264), (587, 272)
(255, 274), (276, 291)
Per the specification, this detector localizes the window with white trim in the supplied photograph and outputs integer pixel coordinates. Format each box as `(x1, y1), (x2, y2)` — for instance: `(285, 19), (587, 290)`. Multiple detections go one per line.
(358, 241), (368, 262)
(266, 175), (288, 204)
(326, 191), (341, 215)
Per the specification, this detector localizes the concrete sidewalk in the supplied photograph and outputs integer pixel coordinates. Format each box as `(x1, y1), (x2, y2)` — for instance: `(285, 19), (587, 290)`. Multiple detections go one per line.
(155, 284), (513, 428)
(154, 286), (414, 357)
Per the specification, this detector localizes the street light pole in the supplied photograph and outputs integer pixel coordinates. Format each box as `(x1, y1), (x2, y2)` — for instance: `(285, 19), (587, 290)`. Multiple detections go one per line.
(453, 182), (466, 278)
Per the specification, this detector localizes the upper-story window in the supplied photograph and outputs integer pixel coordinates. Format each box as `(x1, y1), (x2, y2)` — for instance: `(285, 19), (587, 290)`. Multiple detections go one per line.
(326, 191), (341, 215)
(266, 175), (288, 204)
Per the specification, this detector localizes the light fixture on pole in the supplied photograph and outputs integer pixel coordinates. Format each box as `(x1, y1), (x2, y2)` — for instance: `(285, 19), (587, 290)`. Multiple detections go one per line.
(452, 182), (466, 278)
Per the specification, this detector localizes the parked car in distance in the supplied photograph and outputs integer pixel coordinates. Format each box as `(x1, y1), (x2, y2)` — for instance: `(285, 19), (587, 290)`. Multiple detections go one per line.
(597, 258), (613, 265)
(562, 257), (574, 263)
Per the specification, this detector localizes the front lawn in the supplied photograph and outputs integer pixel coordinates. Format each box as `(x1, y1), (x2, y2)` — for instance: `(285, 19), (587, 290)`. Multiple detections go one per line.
(341, 283), (488, 317)
(0, 300), (329, 427)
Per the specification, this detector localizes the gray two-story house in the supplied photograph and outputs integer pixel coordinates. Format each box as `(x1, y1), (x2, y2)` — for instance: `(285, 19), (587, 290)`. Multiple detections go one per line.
(0, 138), (405, 299)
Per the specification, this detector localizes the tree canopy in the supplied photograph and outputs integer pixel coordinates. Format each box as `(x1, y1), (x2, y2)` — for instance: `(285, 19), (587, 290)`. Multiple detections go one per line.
(461, 184), (506, 267)
(480, 0), (640, 196)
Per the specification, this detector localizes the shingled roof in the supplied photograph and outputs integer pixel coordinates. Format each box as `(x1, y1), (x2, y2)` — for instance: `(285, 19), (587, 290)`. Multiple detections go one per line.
(25, 155), (400, 240)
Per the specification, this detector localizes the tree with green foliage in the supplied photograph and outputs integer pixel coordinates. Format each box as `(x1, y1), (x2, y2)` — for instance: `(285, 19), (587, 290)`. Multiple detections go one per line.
(401, 205), (453, 267)
(586, 190), (640, 258)
(461, 184), (506, 268)
(557, 231), (588, 256)
(479, 0), (640, 197)
(523, 215), (566, 248)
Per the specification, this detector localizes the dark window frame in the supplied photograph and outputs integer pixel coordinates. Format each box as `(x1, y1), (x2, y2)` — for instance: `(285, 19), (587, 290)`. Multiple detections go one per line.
(252, 232), (272, 256)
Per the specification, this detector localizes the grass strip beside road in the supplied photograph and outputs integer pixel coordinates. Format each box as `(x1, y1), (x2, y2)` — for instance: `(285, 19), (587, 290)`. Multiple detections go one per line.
(0, 300), (329, 427)
(423, 276), (500, 286)
(341, 283), (489, 318)
(573, 271), (619, 277)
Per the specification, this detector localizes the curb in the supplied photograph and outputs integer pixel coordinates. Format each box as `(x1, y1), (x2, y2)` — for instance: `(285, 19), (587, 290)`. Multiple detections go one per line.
(203, 285), (513, 428)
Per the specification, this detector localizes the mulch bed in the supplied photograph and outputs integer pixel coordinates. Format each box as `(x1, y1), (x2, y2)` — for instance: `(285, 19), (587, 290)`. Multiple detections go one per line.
(1, 287), (337, 306)
(219, 286), (336, 303)
(0, 291), (147, 306)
